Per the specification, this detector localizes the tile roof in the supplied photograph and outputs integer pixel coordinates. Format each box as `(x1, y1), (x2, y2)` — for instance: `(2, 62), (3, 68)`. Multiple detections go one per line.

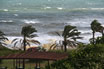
(0, 51), (68, 61)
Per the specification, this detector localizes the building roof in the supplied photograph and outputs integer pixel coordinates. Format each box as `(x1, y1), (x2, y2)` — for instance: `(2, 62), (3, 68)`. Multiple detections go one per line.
(0, 51), (68, 61)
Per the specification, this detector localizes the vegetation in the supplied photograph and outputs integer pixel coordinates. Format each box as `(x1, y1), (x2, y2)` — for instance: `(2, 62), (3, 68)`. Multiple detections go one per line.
(62, 25), (82, 52)
(90, 20), (103, 44)
(50, 25), (82, 52)
(0, 30), (8, 47)
(0, 45), (22, 64)
(12, 25), (40, 51)
(96, 36), (104, 44)
(45, 44), (104, 69)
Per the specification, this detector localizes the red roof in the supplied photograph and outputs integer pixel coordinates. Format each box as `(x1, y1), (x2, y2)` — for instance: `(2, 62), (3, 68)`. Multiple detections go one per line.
(0, 51), (68, 61)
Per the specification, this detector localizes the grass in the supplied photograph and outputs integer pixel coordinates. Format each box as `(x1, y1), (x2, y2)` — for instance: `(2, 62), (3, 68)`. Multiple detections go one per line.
(0, 60), (52, 69)
(0, 46), (22, 56)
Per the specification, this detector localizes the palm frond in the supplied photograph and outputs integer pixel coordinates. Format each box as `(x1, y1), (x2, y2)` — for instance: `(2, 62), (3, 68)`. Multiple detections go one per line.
(0, 31), (5, 36)
(68, 28), (81, 37)
(21, 25), (37, 37)
(13, 41), (18, 47)
(62, 25), (77, 38)
(66, 40), (77, 47)
(11, 38), (19, 43)
(49, 43), (57, 50)
(53, 44), (58, 50)
(20, 39), (23, 43)
(55, 32), (61, 36)
(71, 36), (83, 41)
(30, 34), (38, 38)
(26, 42), (30, 46)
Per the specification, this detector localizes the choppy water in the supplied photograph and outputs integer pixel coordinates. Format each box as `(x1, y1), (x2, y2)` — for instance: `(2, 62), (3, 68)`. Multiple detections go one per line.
(0, 0), (104, 44)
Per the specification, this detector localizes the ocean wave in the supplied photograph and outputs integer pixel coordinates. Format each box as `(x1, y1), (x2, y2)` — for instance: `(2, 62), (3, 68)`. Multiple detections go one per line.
(14, 14), (19, 16)
(42, 7), (104, 12)
(71, 8), (104, 11)
(57, 7), (64, 10)
(1, 7), (104, 13)
(0, 20), (13, 23)
(44, 7), (52, 9)
(22, 19), (40, 24)
(67, 21), (90, 27)
(79, 30), (92, 35)
(0, 9), (19, 12)
(3, 9), (9, 12)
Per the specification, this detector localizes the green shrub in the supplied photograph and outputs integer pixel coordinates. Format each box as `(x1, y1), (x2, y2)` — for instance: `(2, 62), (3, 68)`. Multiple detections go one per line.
(46, 44), (104, 69)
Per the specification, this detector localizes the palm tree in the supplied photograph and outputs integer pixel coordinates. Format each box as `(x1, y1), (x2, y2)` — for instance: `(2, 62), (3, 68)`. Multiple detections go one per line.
(91, 20), (101, 45)
(50, 25), (82, 52)
(62, 25), (82, 52)
(0, 30), (8, 47)
(21, 25), (40, 51)
(12, 25), (40, 51)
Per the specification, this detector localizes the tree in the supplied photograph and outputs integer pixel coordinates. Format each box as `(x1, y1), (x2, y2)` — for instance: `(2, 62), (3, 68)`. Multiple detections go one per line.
(91, 20), (101, 45)
(62, 25), (81, 52)
(12, 25), (40, 51)
(0, 30), (8, 47)
(21, 25), (39, 51)
(50, 25), (82, 52)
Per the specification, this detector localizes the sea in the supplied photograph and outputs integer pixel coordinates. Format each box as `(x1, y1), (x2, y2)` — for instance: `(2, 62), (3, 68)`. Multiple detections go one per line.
(0, 0), (104, 47)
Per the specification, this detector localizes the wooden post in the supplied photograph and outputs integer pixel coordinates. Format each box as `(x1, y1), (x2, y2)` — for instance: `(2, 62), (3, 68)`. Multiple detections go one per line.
(19, 59), (20, 67)
(16, 59), (17, 69)
(39, 61), (40, 68)
(23, 59), (25, 69)
(48, 60), (50, 69)
(35, 60), (38, 69)
(13, 59), (15, 69)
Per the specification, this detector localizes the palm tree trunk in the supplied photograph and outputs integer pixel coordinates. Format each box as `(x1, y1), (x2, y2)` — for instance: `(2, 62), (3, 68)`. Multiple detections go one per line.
(63, 38), (67, 52)
(101, 30), (104, 37)
(92, 31), (95, 45)
(23, 36), (26, 69)
(23, 36), (26, 51)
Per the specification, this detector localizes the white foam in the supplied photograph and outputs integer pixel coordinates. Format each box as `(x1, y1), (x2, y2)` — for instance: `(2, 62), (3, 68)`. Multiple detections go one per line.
(0, 20), (13, 23)
(14, 14), (18, 16)
(34, 34), (59, 44)
(3, 9), (8, 12)
(44, 7), (51, 9)
(57, 7), (63, 10)
(67, 20), (90, 27)
(22, 19), (40, 24)
(89, 8), (104, 10)
(79, 30), (92, 35)
(72, 8), (104, 11)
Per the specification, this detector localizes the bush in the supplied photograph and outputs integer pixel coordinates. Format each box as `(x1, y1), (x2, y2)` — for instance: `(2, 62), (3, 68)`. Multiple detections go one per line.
(96, 36), (104, 44)
(46, 44), (104, 69)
